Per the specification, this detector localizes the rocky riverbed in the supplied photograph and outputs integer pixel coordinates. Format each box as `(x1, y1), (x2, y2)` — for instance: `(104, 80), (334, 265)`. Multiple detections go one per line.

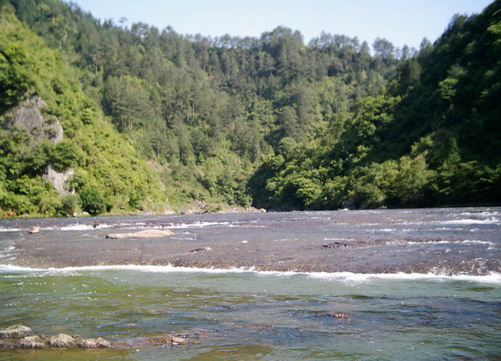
(0, 209), (499, 275)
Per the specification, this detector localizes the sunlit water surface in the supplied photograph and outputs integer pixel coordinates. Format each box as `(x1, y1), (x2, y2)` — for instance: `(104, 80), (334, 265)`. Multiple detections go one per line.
(0, 208), (500, 360)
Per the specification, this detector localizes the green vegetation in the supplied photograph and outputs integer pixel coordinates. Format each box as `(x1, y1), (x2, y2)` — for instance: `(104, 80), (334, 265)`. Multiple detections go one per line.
(0, 9), (163, 217)
(0, 0), (499, 217)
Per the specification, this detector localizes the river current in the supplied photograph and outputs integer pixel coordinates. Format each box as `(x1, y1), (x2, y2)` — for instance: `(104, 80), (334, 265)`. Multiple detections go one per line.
(0, 207), (500, 360)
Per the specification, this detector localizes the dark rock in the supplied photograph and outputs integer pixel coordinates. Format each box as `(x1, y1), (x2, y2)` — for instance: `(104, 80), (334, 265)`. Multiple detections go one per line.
(190, 247), (212, 253)
(322, 242), (350, 248)
(318, 312), (352, 320)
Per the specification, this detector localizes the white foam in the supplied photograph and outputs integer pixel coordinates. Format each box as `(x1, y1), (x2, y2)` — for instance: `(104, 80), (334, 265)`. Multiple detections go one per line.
(0, 227), (22, 232)
(406, 239), (496, 247)
(459, 211), (500, 218)
(442, 218), (499, 225)
(60, 224), (99, 231)
(0, 264), (499, 284)
(167, 221), (230, 229)
(305, 271), (501, 284)
(0, 221), (233, 233)
(462, 240), (496, 246)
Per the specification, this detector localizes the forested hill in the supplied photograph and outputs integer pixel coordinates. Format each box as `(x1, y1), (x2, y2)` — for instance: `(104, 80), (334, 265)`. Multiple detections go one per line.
(0, 0), (499, 217)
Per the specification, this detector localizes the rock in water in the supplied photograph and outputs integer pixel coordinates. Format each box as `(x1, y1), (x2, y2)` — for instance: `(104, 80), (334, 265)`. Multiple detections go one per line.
(105, 229), (175, 239)
(28, 226), (40, 234)
(0, 325), (33, 338)
(76, 336), (111, 348)
(19, 336), (47, 349)
(320, 312), (352, 320)
(49, 334), (76, 348)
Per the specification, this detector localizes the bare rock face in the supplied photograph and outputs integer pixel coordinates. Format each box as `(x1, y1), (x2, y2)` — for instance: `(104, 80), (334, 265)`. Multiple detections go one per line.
(3, 96), (73, 195)
(45, 165), (74, 194)
(105, 229), (175, 239)
(0, 325), (33, 339)
(4, 96), (63, 144)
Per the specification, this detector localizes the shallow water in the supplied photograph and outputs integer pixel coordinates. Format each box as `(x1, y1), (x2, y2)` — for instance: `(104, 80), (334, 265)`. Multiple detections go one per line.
(1, 268), (500, 360)
(0, 208), (500, 360)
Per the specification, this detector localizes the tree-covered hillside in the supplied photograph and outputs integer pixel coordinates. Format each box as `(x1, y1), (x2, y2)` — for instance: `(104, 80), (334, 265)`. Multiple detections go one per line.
(0, 0), (499, 217)
(0, 8), (163, 217)
(249, 1), (500, 209)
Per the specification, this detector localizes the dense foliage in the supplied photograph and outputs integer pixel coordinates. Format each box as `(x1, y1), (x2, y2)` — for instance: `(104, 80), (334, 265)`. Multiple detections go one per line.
(248, 2), (501, 209)
(0, 9), (163, 217)
(0, 0), (499, 216)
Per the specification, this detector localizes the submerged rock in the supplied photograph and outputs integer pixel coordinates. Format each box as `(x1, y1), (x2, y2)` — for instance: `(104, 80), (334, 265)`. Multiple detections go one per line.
(190, 247), (212, 253)
(318, 312), (352, 320)
(0, 325), (33, 338)
(141, 335), (189, 345)
(105, 229), (175, 239)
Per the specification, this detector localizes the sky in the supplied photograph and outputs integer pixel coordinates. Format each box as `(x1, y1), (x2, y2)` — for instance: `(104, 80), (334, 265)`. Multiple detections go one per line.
(69, 0), (493, 49)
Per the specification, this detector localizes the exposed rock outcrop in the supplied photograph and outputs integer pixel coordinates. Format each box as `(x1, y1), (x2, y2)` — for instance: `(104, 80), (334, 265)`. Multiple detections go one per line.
(45, 165), (74, 194)
(3, 96), (74, 195)
(3, 96), (63, 144)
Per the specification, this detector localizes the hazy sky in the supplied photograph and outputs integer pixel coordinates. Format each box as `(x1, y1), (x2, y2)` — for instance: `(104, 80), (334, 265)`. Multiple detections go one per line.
(69, 0), (493, 49)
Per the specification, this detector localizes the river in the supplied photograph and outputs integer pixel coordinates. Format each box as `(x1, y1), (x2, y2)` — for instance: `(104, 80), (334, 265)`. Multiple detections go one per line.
(0, 207), (499, 360)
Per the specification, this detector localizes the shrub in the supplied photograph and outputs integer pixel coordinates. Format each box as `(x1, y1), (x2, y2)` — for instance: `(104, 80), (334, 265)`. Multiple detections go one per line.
(50, 141), (81, 172)
(60, 194), (78, 216)
(79, 186), (106, 216)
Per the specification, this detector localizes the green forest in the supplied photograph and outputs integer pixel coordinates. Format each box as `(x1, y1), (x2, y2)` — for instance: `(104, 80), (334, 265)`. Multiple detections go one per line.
(0, 0), (500, 217)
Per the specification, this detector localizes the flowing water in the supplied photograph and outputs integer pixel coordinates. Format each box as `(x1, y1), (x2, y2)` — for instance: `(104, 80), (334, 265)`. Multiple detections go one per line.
(0, 208), (500, 360)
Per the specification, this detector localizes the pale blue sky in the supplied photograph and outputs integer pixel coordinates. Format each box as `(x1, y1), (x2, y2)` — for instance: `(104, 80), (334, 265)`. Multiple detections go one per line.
(69, 0), (493, 49)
